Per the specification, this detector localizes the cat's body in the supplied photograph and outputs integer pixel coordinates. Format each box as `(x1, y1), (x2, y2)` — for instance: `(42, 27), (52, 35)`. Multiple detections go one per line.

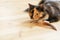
(41, 1), (60, 23)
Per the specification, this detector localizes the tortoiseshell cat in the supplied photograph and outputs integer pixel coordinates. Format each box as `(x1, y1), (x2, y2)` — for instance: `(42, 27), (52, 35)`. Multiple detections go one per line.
(24, 0), (60, 30)
(25, 0), (60, 23)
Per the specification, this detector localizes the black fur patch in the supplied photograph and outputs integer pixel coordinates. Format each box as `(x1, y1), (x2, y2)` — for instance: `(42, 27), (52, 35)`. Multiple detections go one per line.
(36, 6), (44, 12)
(30, 10), (34, 19)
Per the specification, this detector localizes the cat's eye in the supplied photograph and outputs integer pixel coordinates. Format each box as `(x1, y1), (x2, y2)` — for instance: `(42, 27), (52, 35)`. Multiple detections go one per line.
(36, 13), (38, 15)
(31, 10), (34, 13)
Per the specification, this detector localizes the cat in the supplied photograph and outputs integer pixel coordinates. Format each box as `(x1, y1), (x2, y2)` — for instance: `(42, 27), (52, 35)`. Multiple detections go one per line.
(24, 3), (57, 31)
(25, 0), (60, 23)
(23, 0), (60, 30)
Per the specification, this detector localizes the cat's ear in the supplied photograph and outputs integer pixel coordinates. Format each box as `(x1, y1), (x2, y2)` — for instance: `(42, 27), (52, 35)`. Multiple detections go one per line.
(39, 3), (44, 10)
(38, 0), (45, 9)
(24, 3), (35, 12)
(28, 3), (35, 8)
(38, 0), (46, 5)
(24, 8), (29, 12)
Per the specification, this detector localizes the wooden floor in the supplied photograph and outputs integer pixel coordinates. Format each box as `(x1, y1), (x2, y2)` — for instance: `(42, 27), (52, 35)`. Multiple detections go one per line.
(0, 0), (60, 40)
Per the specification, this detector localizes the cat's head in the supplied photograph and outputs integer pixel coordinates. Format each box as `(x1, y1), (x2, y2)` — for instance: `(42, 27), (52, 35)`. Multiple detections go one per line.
(25, 3), (45, 21)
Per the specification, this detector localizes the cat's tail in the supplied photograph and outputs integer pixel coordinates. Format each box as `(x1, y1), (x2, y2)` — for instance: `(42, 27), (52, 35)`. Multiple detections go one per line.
(43, 22), (57, 31)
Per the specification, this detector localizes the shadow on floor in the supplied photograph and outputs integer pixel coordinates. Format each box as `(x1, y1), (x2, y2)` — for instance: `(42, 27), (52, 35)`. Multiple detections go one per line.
(20, 20), (57, 31)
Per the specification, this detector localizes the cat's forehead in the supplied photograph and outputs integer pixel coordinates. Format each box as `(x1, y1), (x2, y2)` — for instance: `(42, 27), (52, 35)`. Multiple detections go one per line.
(28, 4), (43, 13)
(33, 6), (43, 12)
